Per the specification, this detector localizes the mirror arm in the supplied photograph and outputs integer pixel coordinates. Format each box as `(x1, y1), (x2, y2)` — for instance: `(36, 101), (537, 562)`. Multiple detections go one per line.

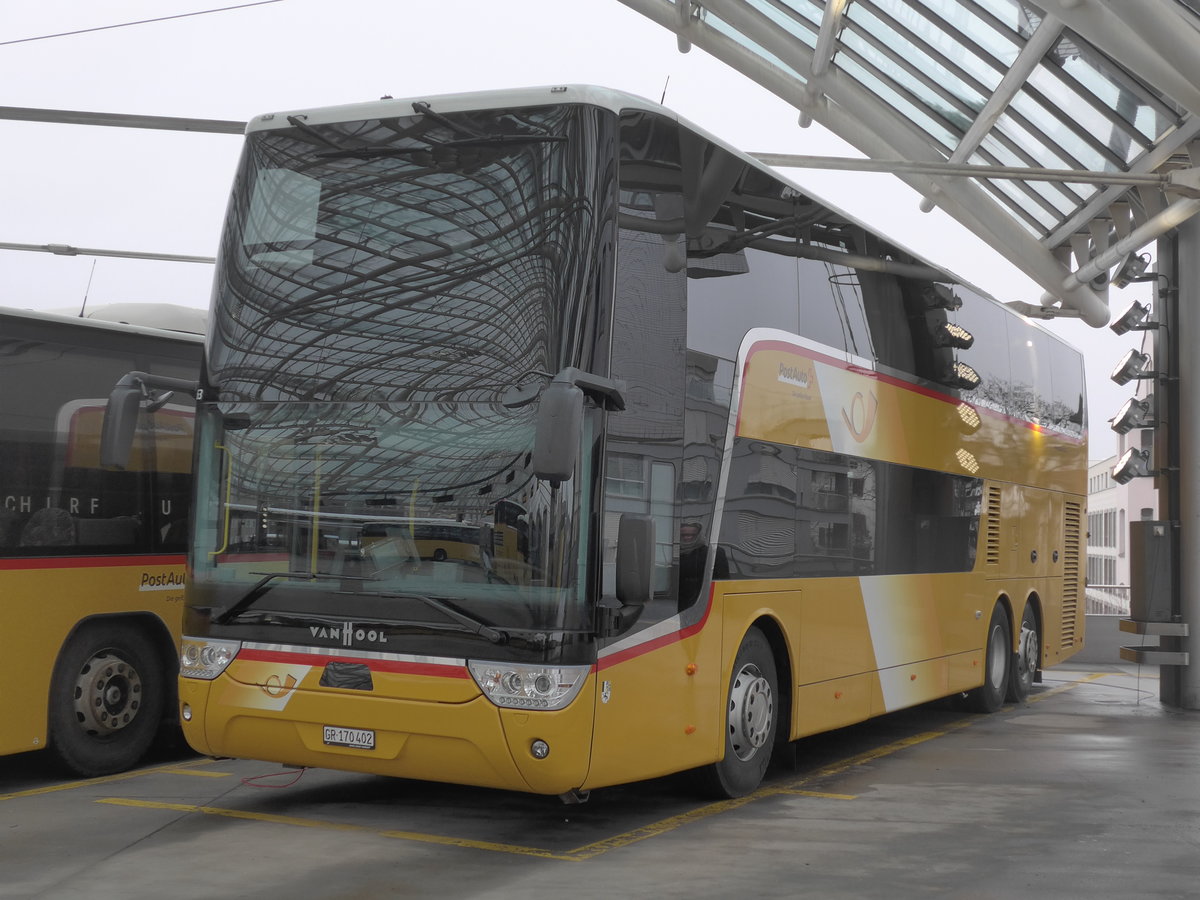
(552, 367), (626, 411)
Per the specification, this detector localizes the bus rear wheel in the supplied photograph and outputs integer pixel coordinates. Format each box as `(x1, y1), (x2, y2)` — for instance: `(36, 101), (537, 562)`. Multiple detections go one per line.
(701, 627), (778, 798)
(1007, 604), (1040, 703)
(47, 622), (165, 777)
(965, 603), (1011, 713)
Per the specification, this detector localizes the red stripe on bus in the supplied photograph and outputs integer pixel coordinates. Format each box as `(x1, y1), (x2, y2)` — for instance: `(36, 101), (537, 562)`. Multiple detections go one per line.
(237, 646), (472, 679)
(597, 586), (715, 671)
(0, 554), (186, 571)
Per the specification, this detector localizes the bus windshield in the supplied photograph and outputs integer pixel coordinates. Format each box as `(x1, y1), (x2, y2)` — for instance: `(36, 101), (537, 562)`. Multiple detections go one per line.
(192, 102), (615, 643)
(192, 399), (590, 632)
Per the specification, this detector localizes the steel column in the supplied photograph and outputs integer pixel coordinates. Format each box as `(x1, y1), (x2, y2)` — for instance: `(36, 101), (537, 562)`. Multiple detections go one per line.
(1166, 217), (1200, 707)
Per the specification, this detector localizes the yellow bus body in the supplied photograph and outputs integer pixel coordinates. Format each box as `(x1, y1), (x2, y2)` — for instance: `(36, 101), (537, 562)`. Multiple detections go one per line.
(0, 556), (185, 757)
(183, 329), (1083, 794)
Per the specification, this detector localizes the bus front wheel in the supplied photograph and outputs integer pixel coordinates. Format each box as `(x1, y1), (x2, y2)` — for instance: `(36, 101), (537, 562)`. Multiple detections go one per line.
(47, 622), (165, 777)
(701, 627), (778, 798)
(965, 603), (1012, 713)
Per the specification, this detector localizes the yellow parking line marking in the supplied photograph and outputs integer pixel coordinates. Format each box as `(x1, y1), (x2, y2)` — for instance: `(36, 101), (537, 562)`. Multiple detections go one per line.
(564, 723), (973, 859)
(84, 682), (1098, 860)
(777, 789), (857, 800)
(93, 719), (983, 861)
(0, 757), (217, 802)
(97, 798), (576, 860)
(1028, 672), (1106, 704)
(156, 768), (232, 778)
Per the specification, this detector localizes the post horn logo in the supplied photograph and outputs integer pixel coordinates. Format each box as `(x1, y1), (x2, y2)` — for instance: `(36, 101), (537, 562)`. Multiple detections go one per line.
(261, 673), (298, 698)
(842, 391), (879, 443)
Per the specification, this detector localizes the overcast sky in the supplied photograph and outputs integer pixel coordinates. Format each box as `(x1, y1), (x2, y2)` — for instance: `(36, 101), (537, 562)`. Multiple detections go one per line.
(0, 0), (1157, 460)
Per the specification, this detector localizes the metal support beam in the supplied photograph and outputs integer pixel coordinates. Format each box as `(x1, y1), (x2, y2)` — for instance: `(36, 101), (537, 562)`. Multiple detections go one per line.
(0, 241), (216, 264)
(921, 13), (1064, 212)
(1037, 0), (1200, 120)
(1044, 118), (1200, 249)
(0, 106), (245, 134)
(1064, 197), (1200, 291)
(749, 153), (1195, 193)
(797, 0), (848, 127)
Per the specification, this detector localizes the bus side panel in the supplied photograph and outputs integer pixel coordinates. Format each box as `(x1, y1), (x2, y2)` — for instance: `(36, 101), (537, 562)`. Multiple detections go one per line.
(584, 609), (723, 790)
(715, 576), (991, 741)
(793, 674), (874, 737)
(0, 559), (183, 756)
(987, 485), (1085, 667)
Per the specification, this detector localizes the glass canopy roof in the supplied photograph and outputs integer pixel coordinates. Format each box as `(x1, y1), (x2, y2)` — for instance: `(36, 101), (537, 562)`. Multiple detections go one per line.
(619, 0), (1200, 327)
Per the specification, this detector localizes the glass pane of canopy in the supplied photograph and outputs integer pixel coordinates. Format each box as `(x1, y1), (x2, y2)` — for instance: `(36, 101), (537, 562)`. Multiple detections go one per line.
(657, 0), (1190, 243)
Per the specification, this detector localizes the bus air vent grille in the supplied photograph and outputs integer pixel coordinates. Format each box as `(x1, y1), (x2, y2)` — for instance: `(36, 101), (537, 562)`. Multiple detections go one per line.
(985, 486), (1002, 566)
(1061, 501), (1083, 648)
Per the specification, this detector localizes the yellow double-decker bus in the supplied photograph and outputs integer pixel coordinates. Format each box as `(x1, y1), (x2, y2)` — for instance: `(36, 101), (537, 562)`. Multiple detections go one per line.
(1, 306), (202, 776)
(171, 86), (1085, 800)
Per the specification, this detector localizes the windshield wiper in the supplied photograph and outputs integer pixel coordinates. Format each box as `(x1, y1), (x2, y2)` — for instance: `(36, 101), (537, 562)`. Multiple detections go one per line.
(216, 571), (369, 625)
(377, 591), (507, 644)
(215, 572), (507, 644)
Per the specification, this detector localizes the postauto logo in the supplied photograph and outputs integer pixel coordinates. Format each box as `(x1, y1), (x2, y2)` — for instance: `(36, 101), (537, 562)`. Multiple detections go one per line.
(139, 570), (186, 592)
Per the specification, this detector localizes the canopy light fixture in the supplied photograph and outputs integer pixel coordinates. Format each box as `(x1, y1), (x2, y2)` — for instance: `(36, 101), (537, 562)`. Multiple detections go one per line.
(1110, 395), (1155, 435)
(1110, 300), (1158, 335)
(1110, 252), (1151, 289)
(1112, 447), (1153, 485)
(921, 283), (962, 311)
(1110, 349), (1154, 386)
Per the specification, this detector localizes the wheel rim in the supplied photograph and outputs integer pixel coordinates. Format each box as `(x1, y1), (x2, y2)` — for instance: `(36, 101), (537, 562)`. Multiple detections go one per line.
(727, 662), (773, 762)
(72, 651), (143, 736)
(986, 623), (1008, 691)
(1016, 622), (1038, 689)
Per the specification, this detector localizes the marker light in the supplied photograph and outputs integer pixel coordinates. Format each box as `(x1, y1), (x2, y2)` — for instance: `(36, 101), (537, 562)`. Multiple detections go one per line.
(468, 661), (590, 710)
(180, 637), (241, 680)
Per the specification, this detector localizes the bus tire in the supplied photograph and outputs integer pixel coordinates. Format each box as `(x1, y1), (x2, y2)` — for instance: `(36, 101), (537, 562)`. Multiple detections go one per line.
(701, 627), (778, 798)
(47, 622), (165, 778)
(965, 603), (1011, 714)
(1007, 603), (1039, 703)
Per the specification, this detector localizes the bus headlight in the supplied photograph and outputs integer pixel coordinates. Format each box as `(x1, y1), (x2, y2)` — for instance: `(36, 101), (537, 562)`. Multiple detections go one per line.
(468, 661), (590, 710)
(180, 637), (241, 680)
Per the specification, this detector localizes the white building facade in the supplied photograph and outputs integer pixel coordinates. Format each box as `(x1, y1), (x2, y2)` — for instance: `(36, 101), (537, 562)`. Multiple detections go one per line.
(1087, 427), (1160, 615)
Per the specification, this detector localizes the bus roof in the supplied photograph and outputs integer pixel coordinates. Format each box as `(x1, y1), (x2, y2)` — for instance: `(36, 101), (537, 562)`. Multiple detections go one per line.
(0, 303), (206, 342)
(243, 83), (1066, 343)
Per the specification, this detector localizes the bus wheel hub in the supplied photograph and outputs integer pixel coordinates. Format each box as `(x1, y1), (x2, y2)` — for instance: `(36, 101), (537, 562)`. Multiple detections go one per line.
(728, 664), (773, 761)
(74, 652), (142, 736)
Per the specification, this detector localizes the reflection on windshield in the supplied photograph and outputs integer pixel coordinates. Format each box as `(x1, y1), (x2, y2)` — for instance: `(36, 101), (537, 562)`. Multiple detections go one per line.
(192, 401), (585, 625)
(195, 102), (619, 635)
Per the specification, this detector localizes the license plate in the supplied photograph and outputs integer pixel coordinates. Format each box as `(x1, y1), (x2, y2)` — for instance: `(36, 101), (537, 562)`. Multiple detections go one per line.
(322, 725), (375, 750)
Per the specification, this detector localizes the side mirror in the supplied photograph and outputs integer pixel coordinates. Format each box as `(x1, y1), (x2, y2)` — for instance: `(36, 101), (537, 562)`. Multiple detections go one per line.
(99, 378), (146, 469)
(99, 371), (201, 469)
(596, 513), (654, 637)
(616, 513), (655, 606)
(532, 381), (583, 484)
